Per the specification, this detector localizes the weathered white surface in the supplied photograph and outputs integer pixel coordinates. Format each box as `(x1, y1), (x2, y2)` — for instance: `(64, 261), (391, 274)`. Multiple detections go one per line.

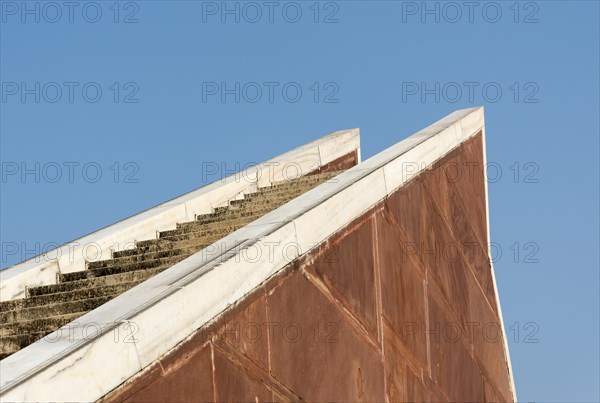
(0, 128), (360, 302)
(294, 167), (388, 253)
(1, 107), (515, 402)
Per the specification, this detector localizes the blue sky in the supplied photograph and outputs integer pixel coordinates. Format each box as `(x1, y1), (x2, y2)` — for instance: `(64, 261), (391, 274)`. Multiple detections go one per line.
(1, 1), (598, 401)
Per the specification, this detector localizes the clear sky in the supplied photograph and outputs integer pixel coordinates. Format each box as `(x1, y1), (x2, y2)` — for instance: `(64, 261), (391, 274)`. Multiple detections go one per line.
(1, 1), (598, 401)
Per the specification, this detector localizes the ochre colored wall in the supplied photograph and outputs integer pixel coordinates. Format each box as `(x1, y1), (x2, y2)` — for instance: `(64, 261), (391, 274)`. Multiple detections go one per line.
(103, 133), (513, 402)
(309, 148), (359, 175)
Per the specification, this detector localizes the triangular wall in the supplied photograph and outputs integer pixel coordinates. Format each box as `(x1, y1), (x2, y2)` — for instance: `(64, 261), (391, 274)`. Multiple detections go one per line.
(103, 128), (514, 402)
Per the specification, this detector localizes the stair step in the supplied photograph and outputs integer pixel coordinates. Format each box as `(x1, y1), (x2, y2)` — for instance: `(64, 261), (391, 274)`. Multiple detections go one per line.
(1, 312), (83, 337)
(61, 255), (186, 283)
(195, 203), (286, 225)
(235, 180), (315, 201)
(229, 187), (310, 207)
(1, 295), (117, 325)
(173, 215), (257, 236)
(243, 179), (335, 200)
(191, 174), (336, 225)
(270, 170), (338, 186)
(1, 332), (47, 356)
(267, 172), (339, 190)
(140, 175), (336, 244)
(28, 266), (168, 297)
(0, 352), (16, 360)
(112, 240), (211, 262)
(161, 224), (239, 243)
(88, 236), (221, 271)
(132, 217), (254, 250)
(1, 281), (143, 312)
(157, 226), (233, 242)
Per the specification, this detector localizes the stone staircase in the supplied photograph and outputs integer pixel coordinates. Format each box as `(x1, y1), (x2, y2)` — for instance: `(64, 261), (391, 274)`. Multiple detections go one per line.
(0, 171), (341, 360)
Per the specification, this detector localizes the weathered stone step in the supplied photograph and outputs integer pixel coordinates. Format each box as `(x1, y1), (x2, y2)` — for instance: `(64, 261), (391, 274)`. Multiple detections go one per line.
(173, 177), (330, 234)
(112, 181), (325, 261)
(81, 241), (214, 276)
(87, 235), (222, 271)
(240, 180), (331, 202)
(120, 173), (341, 256)
(247, 185), (315, 200)
(60, 255), (185, 283)
(229, 186), (311, 207)
(28, 266), (167, 297)
(1, 295), (116, 325)
(265, 171), (340, 190)
(110, 240), (212, 263)
(134, 214), (263, 252)
(1, 332), (46, 356)
(0, 281), (143, 312)
(195, 202), (288, 225)
(241, 176), (326, 198)
(173, 215), (257, 235)
(0, 352), (16, 360)
(191, 175), (333, 224)
(1, 312), (82, 337)
(140, 222), (247, 250)
(270, 170), (339, 187)
(257, 179), (326, 194)
(162, 222), (241, 242)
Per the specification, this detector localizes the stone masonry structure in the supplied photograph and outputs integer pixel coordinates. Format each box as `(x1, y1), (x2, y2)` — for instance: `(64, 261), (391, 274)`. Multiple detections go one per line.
(0, 107), (516, 402)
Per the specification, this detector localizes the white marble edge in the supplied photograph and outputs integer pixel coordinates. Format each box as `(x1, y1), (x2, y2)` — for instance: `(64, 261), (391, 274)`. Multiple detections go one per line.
(1, 107), (509, 402)
(0, 129), (360, 302)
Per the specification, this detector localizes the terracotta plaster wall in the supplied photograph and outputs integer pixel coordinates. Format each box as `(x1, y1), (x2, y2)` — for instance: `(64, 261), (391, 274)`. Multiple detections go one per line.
(103, 132), (513, 402)
(308, 149), (359, 176)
